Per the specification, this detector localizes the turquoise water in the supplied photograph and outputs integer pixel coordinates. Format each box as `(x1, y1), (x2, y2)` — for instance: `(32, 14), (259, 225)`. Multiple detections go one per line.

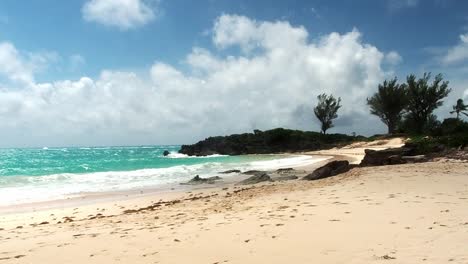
(0, 146), (322, 206)
(0, 146), (248, 177)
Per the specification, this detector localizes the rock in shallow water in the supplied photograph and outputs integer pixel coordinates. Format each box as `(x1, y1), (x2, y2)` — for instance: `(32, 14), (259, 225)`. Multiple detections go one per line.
(180, 175), (222, 185)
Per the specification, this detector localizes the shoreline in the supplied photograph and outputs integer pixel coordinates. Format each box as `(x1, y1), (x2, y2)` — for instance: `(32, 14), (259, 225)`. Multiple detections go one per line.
(0, 153), (332, 215)
(0, 137), (405, 216)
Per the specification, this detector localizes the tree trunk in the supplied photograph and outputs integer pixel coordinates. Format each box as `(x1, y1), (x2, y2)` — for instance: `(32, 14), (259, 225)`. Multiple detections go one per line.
(387, 121), (397, 134)
(387, 122), (395, 134)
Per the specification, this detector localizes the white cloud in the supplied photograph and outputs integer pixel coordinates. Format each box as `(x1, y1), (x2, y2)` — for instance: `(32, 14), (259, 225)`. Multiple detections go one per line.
(0, 42), (58, 86)
(0, 42), (35, 85)
(82, 0), (157, 30)
(385, 51), (402, 65)
(213, 14), (308, 53)
(442, 33), (468, 65)
(0, 14), (398, 147)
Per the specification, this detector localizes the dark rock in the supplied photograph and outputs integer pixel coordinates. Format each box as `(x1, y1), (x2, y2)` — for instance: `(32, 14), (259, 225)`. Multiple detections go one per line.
(178, 128), (357, 156)
(360, 148), (412, 167)
(238, 173), (272, 185)
(163, 150), (170, 156)
(274, 175), (299, 181)
(400, 142), (442, 156)
(388, 155), (406, 165)
(276, 168), (295, 174)
(303, 160), (351, 181)
(219, 169), (241, 174)
(180, 175), (222, 185)
(242, 170), (266, 175)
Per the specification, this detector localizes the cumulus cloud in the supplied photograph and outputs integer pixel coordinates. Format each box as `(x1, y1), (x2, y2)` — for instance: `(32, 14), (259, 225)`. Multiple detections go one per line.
(0, 42), (58, 86)
(442, 33), (468, 65)
(0, 42), (36, 85)
(82, 0), (158, 30)
(0, 14), (398, 147)
(385, 51), (403, 65)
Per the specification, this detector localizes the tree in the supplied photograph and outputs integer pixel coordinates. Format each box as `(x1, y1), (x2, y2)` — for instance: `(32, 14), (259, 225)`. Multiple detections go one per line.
(314, 93), (341, 134)
(450, 98), (468, 120)
(367, 78), (408, 134)
(405, 73), (451, 134)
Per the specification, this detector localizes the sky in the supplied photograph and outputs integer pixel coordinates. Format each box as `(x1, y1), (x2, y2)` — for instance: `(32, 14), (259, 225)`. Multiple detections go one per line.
(0, 0), (467, 147)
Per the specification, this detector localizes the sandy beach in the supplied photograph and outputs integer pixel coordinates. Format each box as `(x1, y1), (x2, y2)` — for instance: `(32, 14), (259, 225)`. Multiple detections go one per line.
(1, 139), (468, 263)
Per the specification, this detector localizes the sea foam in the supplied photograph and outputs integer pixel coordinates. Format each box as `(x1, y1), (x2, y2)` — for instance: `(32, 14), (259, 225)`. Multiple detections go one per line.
(0, 153), (324, 206)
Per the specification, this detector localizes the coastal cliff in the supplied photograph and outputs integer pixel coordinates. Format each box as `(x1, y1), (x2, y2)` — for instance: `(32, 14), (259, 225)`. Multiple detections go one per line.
(179, 128), (358, 156)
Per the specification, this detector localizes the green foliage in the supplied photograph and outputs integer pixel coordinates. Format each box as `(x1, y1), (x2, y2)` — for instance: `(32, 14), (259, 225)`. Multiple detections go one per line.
(314, 93), (342, 134)
(432, 118), (468, 136)
(407, 136), (445, 154)
(407, 118), (468, 153)
(450, 98), (468, 120)
(179, 128), (358, 155)
(367, 77), (408, 134)
(405, 73), (451, 134)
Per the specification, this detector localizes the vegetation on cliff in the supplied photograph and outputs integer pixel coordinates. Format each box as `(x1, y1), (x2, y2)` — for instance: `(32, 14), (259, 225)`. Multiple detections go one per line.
(179, 128), (359, 156)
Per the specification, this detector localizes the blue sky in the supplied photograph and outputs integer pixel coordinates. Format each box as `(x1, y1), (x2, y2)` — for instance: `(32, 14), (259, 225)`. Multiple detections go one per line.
(1, 0), (466, 82)
(0, 0), (467, 147)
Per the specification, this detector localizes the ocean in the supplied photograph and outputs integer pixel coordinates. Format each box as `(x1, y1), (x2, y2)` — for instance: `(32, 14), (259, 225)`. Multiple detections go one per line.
(0, 146), (323, 206)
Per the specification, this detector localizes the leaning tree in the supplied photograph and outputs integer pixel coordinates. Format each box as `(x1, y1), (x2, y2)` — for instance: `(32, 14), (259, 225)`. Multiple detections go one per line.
(450, 98), (468, 120)
(314, 93), (341, 134)
(405, 73), (451, 134)
(367, 77), (408, 134)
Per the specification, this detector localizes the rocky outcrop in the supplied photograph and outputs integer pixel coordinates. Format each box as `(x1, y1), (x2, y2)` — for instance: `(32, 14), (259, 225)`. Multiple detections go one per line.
(303, 160), (351, 181)
(163, 150), (170, 156)
(238, 173), (272, 185)
(242, 170), (266, 175)
(219, 169), (241, 174)
(359, 143), (435, 167)
(179, 128), (357, 156)
(360, 147), (412, 167)
(180, 175), (222, 185)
